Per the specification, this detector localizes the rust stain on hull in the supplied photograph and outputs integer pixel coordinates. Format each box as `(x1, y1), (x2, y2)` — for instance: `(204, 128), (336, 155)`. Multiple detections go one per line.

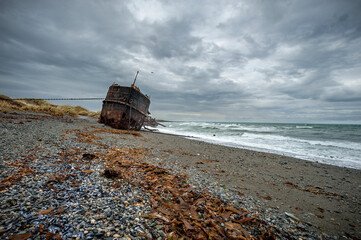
(100, 83), (150, 131)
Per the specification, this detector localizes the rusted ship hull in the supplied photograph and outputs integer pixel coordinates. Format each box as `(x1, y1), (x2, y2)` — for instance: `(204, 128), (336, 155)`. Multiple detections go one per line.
(100, 84), (150, 131)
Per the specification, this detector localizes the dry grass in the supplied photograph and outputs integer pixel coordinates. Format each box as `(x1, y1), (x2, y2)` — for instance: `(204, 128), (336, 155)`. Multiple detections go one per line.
(0, 95), (100, 118)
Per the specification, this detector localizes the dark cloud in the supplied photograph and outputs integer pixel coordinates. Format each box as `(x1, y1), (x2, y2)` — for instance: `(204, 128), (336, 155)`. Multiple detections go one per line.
(148, 19), (201, 59)
(0, 0), (360, 123)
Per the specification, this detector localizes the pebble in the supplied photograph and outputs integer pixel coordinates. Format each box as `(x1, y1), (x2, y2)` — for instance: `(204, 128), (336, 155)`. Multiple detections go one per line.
(0, 113), (156, 240)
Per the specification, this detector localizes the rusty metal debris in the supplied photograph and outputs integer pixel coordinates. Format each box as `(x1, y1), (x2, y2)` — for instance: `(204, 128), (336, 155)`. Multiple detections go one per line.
(143, 116), (166, 128)
(100, 71), (150, 131)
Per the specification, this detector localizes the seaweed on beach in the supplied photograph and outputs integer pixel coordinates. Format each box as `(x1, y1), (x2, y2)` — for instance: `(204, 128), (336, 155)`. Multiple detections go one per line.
(37, 224), (63, 240)
(0, 156), (36, 193)
(103, 148), (276, 239)
(63, 127), (277, 239)
(0, 164), (35, 192)
(63, 127), (143, 146)
(36, 206), (65, 215)
(7, 233), (32, 240)
(284, 181), (341, 198)
(90, 126), (143, 137)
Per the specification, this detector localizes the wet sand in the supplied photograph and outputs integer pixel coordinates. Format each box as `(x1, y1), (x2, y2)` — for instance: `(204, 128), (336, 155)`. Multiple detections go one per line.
(136, 131), (361, 238)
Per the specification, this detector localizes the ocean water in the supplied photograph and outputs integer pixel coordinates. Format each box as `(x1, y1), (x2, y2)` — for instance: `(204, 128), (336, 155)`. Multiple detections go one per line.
(155, 122), (361, 170)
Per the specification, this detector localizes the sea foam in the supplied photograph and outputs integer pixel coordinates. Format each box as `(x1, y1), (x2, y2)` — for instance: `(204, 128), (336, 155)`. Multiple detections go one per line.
(155, 121), (361, 170)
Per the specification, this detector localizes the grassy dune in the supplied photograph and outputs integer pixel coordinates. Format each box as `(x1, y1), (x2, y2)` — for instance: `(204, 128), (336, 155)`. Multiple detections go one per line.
(0, 95), (100, 117)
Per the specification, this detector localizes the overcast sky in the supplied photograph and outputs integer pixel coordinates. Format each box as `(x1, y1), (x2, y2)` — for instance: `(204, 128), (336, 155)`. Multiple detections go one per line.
(1, 0), (361, 123)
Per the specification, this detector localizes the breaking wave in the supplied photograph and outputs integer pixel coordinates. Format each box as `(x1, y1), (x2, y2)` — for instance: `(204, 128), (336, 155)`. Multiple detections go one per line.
(156, 121), (361, 170)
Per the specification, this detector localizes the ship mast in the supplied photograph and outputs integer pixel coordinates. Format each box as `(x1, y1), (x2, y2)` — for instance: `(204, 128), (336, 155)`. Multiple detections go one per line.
(132, 71), (139, 86)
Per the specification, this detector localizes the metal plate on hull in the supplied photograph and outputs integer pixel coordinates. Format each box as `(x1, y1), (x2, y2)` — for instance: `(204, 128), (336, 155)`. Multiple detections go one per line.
(100, 84), (150, 131)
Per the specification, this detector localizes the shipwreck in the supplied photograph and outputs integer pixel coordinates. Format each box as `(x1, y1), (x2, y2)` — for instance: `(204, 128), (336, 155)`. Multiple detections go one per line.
(100, 71), (150, 130)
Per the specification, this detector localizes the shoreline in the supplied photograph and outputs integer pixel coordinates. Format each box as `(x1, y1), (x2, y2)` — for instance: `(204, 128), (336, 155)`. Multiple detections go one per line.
(146, 128), (360, 171)
(1, 112), (360, 239)
(151, 127), (361, 171)
(139, 129), (361, 237)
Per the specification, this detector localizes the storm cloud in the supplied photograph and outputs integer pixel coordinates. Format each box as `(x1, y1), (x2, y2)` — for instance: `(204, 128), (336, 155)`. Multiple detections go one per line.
(1, 0), (360, 123)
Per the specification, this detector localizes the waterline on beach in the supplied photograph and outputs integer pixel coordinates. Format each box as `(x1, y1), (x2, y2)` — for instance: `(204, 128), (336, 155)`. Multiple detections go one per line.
(155, 122), (361, 170)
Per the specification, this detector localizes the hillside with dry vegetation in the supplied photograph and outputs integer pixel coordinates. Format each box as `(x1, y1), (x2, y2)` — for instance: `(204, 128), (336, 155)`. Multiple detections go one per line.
(0, 95), (100, 117)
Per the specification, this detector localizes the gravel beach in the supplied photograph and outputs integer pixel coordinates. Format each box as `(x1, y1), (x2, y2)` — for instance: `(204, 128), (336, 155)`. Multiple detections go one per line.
(1, 112), (360, 239)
